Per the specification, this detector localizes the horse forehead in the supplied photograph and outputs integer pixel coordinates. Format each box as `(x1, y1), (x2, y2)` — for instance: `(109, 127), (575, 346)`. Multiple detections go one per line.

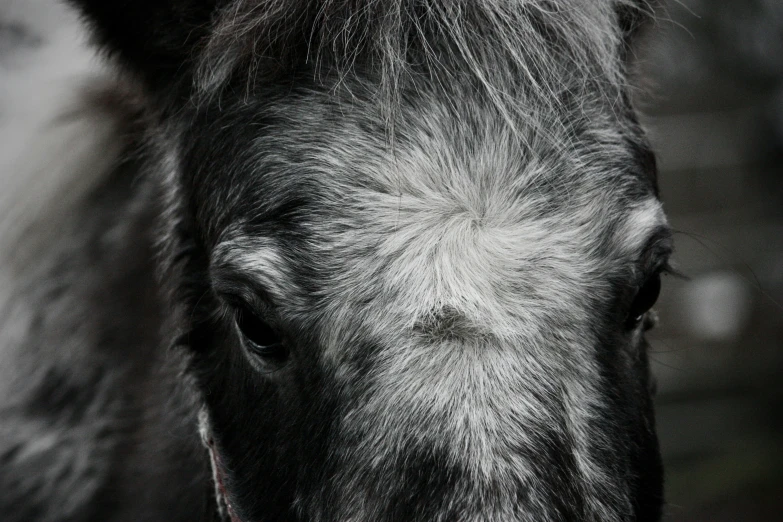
(306, 129), (663, 325)
(315, 193), (661, 339)
(304, 170), (660, 521)
(218, 92), (664, 333)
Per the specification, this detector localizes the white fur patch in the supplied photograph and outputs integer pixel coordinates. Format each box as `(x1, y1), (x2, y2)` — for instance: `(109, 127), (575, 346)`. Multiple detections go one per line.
(616, 197), (668, 255)
(211, 235), (299, 308)
(223, 89), (667, 520)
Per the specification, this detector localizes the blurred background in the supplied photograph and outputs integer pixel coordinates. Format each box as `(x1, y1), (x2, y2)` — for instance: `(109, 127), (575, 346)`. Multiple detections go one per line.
(638, 1), (783, 520)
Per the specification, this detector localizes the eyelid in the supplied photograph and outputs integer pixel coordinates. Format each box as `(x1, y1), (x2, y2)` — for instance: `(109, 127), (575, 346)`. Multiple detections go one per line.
(212, 269), (278, 313)
(210, 236), (295, 303)
(636, 226), (674, 276)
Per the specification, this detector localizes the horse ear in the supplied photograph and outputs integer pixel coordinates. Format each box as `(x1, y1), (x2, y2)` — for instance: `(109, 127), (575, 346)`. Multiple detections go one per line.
(67, 0), (219, 94)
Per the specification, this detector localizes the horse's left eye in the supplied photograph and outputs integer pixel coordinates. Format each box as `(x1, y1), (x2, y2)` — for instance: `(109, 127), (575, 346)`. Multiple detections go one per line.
(235, 307), (287, 360)
(627, 273), (661, 328)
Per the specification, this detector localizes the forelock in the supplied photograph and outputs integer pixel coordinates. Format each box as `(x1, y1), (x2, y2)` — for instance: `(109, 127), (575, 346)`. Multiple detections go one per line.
(196, 0), (657, 134)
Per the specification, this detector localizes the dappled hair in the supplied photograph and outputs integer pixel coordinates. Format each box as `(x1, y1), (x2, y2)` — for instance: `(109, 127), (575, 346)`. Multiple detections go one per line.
(3, 0), (670, 519)
(198, 0), (656, 128)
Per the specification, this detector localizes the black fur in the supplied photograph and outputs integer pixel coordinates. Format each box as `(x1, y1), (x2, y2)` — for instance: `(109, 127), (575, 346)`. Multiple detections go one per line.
(2, 1), (666, 521)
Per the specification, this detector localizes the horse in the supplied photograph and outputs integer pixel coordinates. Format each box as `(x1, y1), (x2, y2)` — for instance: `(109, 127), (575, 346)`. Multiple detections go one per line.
(0, 0), (671, 520)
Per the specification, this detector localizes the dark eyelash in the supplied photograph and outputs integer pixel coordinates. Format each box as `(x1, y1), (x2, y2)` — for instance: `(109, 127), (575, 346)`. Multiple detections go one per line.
(659, 261), (687, 280)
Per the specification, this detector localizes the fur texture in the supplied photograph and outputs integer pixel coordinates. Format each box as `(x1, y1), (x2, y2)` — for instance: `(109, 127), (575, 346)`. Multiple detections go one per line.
(1, 1), (668, 521)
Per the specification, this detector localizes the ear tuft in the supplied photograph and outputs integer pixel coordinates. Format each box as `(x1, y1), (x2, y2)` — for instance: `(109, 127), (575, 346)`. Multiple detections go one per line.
(67, 0), (220, 94)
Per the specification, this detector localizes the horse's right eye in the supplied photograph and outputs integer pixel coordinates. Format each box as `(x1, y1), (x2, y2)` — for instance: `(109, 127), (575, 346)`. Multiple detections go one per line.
(235, 307), (287, 360)
(626, 273), (662, 328)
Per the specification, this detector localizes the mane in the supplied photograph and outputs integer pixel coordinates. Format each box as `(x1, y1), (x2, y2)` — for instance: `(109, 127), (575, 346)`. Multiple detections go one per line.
(197, 0), (656, 132)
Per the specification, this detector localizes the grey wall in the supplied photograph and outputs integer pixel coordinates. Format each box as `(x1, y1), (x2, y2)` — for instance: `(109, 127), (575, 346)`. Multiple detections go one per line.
(639, 1), (783, 519)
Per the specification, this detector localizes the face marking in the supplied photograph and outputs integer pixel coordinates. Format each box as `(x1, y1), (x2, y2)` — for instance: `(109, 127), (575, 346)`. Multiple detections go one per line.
(211, 235), (299, 308)
(160, 72), (670, 518)
(616, 197), (669, 256)
(177, 84), (665, 520)
(6, 0), (667, 521)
